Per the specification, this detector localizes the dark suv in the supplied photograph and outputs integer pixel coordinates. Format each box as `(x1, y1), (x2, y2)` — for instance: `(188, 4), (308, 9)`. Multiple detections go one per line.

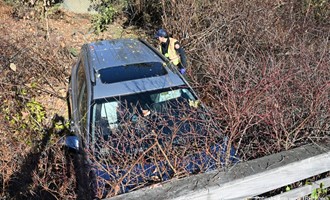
(65, 38), (237, 198)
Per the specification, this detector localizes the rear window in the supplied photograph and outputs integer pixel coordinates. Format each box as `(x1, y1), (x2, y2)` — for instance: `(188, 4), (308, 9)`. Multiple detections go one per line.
(99, 62), (167, 84)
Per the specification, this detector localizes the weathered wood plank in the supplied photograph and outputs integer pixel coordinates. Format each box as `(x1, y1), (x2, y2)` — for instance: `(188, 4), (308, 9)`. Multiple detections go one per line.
(171, 151), (330, 200)
(106, 143), (330, 200)
(267, 176), (330, 199)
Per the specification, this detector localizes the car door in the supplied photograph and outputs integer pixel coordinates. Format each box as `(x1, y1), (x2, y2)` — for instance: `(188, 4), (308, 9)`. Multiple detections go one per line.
(69, 52), (89, 141)
(68, 58), (79, 132)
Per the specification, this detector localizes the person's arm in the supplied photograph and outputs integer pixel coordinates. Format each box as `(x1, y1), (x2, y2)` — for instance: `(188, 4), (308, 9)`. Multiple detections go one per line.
(174, 41), (187, 68)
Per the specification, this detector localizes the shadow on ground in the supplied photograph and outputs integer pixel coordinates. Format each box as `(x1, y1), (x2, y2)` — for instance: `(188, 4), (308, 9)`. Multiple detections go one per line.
(4, 114), (93, 200)
(6, 128), (55, 200)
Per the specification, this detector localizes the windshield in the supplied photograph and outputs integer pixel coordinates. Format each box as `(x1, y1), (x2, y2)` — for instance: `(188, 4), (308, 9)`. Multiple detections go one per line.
(88, 87), (236, 190)
(91, 87), (199, 140)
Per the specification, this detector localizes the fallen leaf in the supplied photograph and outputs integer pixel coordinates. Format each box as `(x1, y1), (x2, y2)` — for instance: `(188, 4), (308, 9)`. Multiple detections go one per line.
(114, 184), (120, 195)
(21, 111), (29, 120)
(149, 183), (162, 189)
(9, 63), (17, 71)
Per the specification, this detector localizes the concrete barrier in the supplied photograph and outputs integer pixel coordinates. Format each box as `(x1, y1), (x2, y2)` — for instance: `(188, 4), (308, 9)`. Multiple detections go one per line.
(61, 0), (96, 14)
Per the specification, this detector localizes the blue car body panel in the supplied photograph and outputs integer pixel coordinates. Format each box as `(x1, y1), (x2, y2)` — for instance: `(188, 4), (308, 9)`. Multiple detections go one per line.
(88, 39), (163, 70)
(93, 139), (238, 194)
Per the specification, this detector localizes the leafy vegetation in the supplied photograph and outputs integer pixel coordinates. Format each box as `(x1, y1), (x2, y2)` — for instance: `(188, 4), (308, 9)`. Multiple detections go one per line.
(90, 1), (118, 34)
(90, 0), (163, 32)
(311, 182), (328, 199)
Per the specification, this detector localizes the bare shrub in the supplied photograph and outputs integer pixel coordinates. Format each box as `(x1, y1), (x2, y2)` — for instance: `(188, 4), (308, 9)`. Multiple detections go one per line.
(31, 141), (77, 200)
(83, 100), (237, 198)
(155, 0), (330, 160)
(0, 4), (73, 198)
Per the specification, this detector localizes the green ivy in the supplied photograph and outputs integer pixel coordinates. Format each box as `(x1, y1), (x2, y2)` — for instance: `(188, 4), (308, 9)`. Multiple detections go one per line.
(2, 97), (46, 146)
(310, 182), (328, 199)
(26, 99), (46, 131)
(92, 4), (117, 34)
(285, 185), (291, 192)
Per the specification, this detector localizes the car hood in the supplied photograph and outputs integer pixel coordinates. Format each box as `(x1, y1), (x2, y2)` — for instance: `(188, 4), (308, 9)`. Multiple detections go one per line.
(92, 137), (238, 196)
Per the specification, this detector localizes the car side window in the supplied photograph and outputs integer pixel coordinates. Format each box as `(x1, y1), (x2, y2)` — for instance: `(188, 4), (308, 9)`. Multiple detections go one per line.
(76, 60), (88, 134)
(100, 101), (119, 129)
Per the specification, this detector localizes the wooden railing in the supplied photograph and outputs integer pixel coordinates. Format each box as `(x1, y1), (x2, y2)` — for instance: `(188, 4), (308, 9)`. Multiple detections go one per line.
(106, 142), (330, 200)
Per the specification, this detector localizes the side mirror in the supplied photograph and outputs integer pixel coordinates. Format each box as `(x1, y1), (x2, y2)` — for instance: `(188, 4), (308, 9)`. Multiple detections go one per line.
(65, 135), (80, 152)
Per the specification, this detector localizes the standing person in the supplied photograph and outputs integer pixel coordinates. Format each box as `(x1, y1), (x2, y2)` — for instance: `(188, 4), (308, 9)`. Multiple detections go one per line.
(154, 28), (187, 74)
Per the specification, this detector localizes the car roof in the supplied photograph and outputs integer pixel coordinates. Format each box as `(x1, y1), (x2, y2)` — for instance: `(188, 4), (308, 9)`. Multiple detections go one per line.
(87, 38), (164, 70)
(93, 75), (186, 100)
(84, 38), (187, 100)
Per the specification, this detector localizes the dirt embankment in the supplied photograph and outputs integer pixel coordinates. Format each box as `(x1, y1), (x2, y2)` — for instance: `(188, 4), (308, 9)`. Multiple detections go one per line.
(0, 1), (135, 119)
(0, 2), (136, 199)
